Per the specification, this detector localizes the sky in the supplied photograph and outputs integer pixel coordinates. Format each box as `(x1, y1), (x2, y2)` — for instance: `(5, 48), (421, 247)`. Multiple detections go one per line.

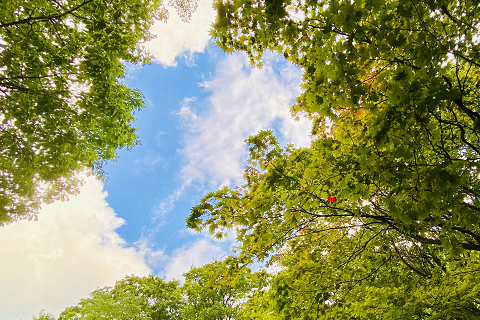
(0, 1), (311, 319)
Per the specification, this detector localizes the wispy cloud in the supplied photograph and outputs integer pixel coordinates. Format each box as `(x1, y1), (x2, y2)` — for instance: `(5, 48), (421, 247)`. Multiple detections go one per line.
(134, 234), (168, 267)
(175, 97), (200, 129)
(161, 238), (226, 281)
(133, 151), (164, 174)
(150, 186), (186, 225)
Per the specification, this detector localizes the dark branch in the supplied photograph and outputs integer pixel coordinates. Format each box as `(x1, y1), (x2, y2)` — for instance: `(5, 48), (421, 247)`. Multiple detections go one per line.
(0, 0), (93, 28)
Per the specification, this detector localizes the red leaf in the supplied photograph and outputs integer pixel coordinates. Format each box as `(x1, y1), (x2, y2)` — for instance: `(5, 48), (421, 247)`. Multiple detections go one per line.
(327, 195), (336, 203)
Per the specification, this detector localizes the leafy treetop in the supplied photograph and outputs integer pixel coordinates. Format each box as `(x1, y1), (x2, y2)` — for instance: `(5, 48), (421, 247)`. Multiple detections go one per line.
(34, 261), (263, 320)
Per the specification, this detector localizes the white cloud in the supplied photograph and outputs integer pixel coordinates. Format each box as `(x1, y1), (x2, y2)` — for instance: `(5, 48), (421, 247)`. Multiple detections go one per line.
(162, 238), (226, 281)
(150, 186), (185, 224)
(145, 0), (216, 66)
(135, 235), (168, 268)
(133, 151), (164, 174)
(178, 52), (312, 189)
(0, 176), (151, 319)
(175, 97), (200, 128)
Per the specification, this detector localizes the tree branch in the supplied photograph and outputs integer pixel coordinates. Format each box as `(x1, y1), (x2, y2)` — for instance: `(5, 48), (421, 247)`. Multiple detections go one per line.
(0, 0), (93, 28)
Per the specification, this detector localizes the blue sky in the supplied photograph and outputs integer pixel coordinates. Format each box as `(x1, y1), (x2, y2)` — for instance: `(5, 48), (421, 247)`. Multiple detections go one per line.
(103, 47), (218, 248)
(0, 2), (312, 319)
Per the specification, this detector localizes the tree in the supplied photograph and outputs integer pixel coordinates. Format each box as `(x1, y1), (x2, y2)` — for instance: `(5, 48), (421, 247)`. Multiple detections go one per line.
(187, 0), (480, 317)
(188, 131), (480, 317)
(58, 275), (184, 320)
(33, 311), (56, 320)
(39, 264), (262, 320)
(182, 260), (266, 320)
(0, 0), (197, 224)
(251, 235), (480, 319)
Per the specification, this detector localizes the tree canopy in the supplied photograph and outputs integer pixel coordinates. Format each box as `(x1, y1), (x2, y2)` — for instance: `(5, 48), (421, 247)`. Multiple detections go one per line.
(58, 275), (184, 320)
(34, 261), (262, 320)
(187, 0), (480, 318)
(0, 0), (204, 224)
(182, 259), (265, 320)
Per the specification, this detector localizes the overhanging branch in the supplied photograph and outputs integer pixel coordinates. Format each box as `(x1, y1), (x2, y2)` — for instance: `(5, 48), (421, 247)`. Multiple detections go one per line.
(0, 0), (93, 28)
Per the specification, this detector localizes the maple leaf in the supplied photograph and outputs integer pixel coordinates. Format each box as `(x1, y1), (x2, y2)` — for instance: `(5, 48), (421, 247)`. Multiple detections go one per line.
(327, 195), (337, 203)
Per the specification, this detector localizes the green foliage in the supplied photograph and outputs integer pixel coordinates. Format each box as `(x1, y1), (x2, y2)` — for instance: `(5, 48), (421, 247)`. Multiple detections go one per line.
(40, 263), (262, 320)
(188, 0), (480, 318)
(58, 275), (184, 320)
(182, 260), (266, 320)
(0, 0), (169, 224)
(33, 311), (56, 320)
